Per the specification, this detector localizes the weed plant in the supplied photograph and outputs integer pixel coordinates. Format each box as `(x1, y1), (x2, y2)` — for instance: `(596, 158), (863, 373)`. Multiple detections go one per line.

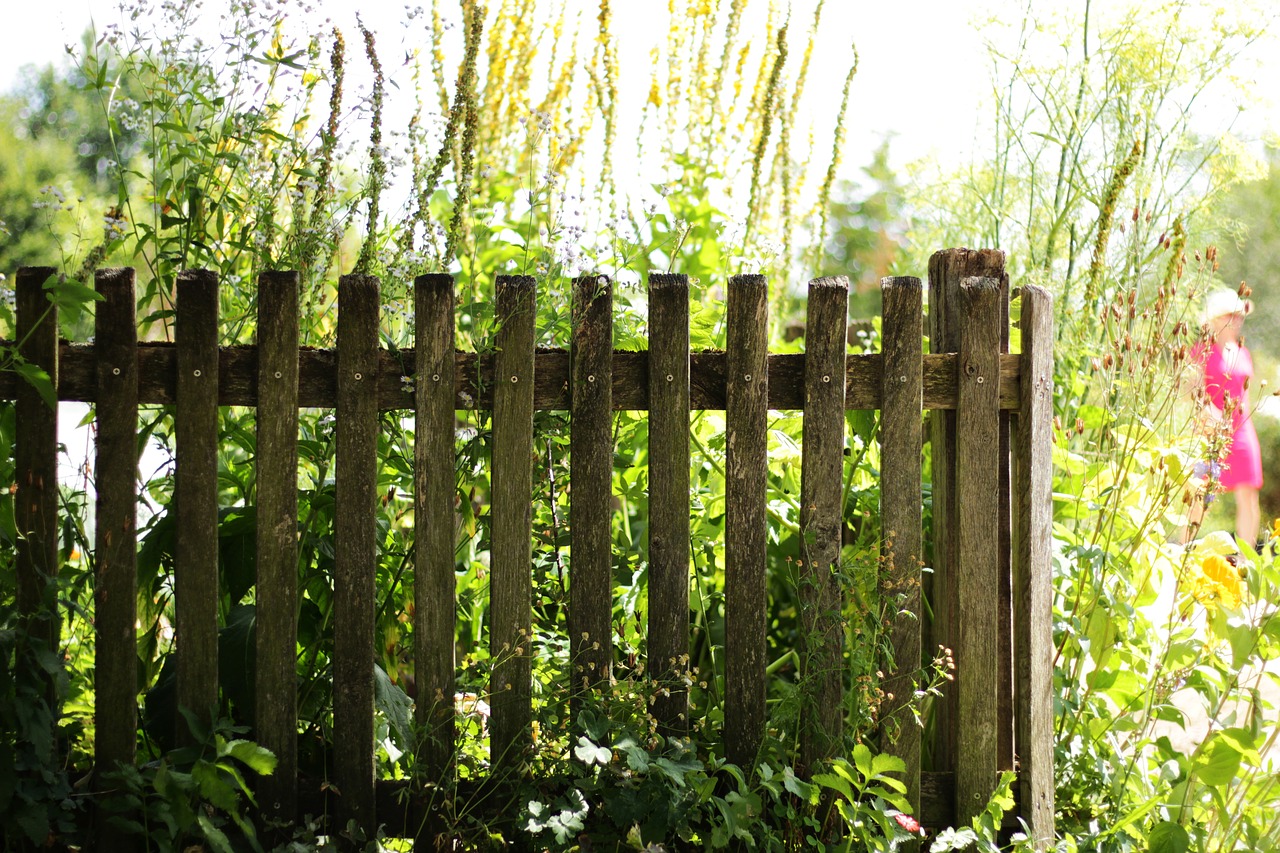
(906, 1), (1280, 850)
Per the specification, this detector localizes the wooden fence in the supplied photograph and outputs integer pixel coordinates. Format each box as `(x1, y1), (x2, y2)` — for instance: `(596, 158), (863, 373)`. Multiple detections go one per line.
(4, 247), (1054, 848)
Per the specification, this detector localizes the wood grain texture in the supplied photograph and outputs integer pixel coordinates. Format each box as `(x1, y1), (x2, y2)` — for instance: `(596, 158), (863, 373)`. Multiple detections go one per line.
(954, 277), (1003, 824)
(333, 274), (380, 840)
(1014, 286), (1056, 848)
(997, 282), (1014, 775)
(413, 274), (457, 806)
(5, 343), (1024, 411)
(175, 270), (220, 744)
(569, 276), (614, 694)
(14, 268), (60, 667)
(878, 276), (924, 831)
(798, 276), (848, 774)
(926, 248), (1006, 773)
(254, 271), (300, 827)
(93, 268), (139, 851)
(647, 274), (691, 733)
(724, 274), (769, 771)
(489, 276), (536, 779)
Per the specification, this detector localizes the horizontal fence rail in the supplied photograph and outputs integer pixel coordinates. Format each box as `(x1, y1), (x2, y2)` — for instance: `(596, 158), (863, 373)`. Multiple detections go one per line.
(4, 248), (1055, 850)
(0, 344), (1025, 410)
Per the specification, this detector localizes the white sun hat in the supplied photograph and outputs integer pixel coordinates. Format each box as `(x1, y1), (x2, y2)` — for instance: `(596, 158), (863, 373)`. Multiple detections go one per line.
(1203, 288), (1252, 324)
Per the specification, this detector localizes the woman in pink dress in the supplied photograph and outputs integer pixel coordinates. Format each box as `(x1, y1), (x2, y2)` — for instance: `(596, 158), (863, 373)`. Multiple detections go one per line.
(1190, 288), (1263, 545)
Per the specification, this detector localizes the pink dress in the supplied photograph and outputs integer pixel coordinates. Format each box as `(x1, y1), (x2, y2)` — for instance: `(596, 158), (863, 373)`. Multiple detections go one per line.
(1196, 341), (1263, 491)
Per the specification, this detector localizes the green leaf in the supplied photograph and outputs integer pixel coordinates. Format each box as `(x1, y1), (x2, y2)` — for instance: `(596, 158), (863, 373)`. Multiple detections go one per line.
(782, 766), (818, 804)
(1194, 731), (1244, 787)
(223, 739), (277, 776)
(653, 755), (700, 787)
(13, 362), (56, 410)
(871, 751), (906, 777)
(374, 664), (414, 755)
(1147, 821), (1190, 853)
(14, 806), (50, 845)
(574, 735), (612, 766)
(196, 811), (236, 853)
(851, 743), (873, 781)
(192, 761), (240, 814)
(810, 771), (854, 801)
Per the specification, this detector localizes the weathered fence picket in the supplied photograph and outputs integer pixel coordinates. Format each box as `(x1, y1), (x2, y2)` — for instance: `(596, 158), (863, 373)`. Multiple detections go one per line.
(92, 267), (140, 851)
(954, 277), (1004, 823)
(647, 273), (692, 734)
(334, 274), (381, 832)
(14, 267), (59, 670)
(879, 275), (924, 834)
(489, 275), (537, 780)
(724, 274), (770, 771)
(255, 270), (302, 827)
(412, 272), (457, 807)
(1014, 285), (1056, 844)
(2, 247), (1055, 848)
(798, 276), (849, 773)
(569, 275), (614, 695)
(175, 269), (220, 744)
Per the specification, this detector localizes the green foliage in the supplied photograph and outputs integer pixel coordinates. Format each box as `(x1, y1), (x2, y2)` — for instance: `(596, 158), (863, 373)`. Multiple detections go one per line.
(101, 713), (275, 853)
(905, 1), (1280, 850)
(0, 626), (79, 851)
(25, 0), (1280, 849)
(819, 141), (906, 320)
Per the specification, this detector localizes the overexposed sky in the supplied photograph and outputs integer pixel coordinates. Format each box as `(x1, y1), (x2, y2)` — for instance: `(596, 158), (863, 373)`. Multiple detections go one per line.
(1, 0), (1278, 183)
(0, 0), (1018, 178)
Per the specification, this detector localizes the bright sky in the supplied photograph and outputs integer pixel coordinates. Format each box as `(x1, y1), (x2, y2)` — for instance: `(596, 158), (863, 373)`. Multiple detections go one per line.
(2, 0), (1278, 183)
(0, 0), (1015, 178)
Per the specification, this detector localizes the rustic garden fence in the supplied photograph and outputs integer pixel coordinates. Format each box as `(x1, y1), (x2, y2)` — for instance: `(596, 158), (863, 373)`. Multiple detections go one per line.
(5, 247), (1054, 848)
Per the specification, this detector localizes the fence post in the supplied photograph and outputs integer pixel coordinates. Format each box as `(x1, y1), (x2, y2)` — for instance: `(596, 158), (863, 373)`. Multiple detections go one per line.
(798, 275), (848, 773)
(648, 274), (691, 733)
(490, 275), (537, 781)
(175, 269), (220, 744)
(1014, 285), (1056, 847)
(334, 273), (381, 843)
(14, 267), (60, 701)
(954, 276), (1003, 823)
(255, 270), (301, 829)
(925, 248), (1006, 778)
(724, 274), (769, 770)
(413, 272), (457, 842)
(94, 267), (139, 851)
(879, 275), (924, 832)
(569, 275), (614, 695)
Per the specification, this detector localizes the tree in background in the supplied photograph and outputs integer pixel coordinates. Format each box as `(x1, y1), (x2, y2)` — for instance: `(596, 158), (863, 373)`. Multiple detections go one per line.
(0, 38), (143, 270)
(819, 139), (906, 320)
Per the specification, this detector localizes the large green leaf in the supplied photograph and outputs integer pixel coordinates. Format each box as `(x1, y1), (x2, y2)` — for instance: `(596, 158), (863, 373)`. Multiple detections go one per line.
(1194, 731), (1244, 787)
(1147, 821), (1190, 853)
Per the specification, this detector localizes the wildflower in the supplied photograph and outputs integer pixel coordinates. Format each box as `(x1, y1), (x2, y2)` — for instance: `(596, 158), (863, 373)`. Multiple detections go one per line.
(893, 812), (924, 835)
(1191, 553), (1243, 611)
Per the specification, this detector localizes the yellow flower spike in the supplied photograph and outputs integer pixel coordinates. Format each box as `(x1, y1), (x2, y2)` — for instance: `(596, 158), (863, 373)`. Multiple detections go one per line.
(1271, 517), (1280, 541)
